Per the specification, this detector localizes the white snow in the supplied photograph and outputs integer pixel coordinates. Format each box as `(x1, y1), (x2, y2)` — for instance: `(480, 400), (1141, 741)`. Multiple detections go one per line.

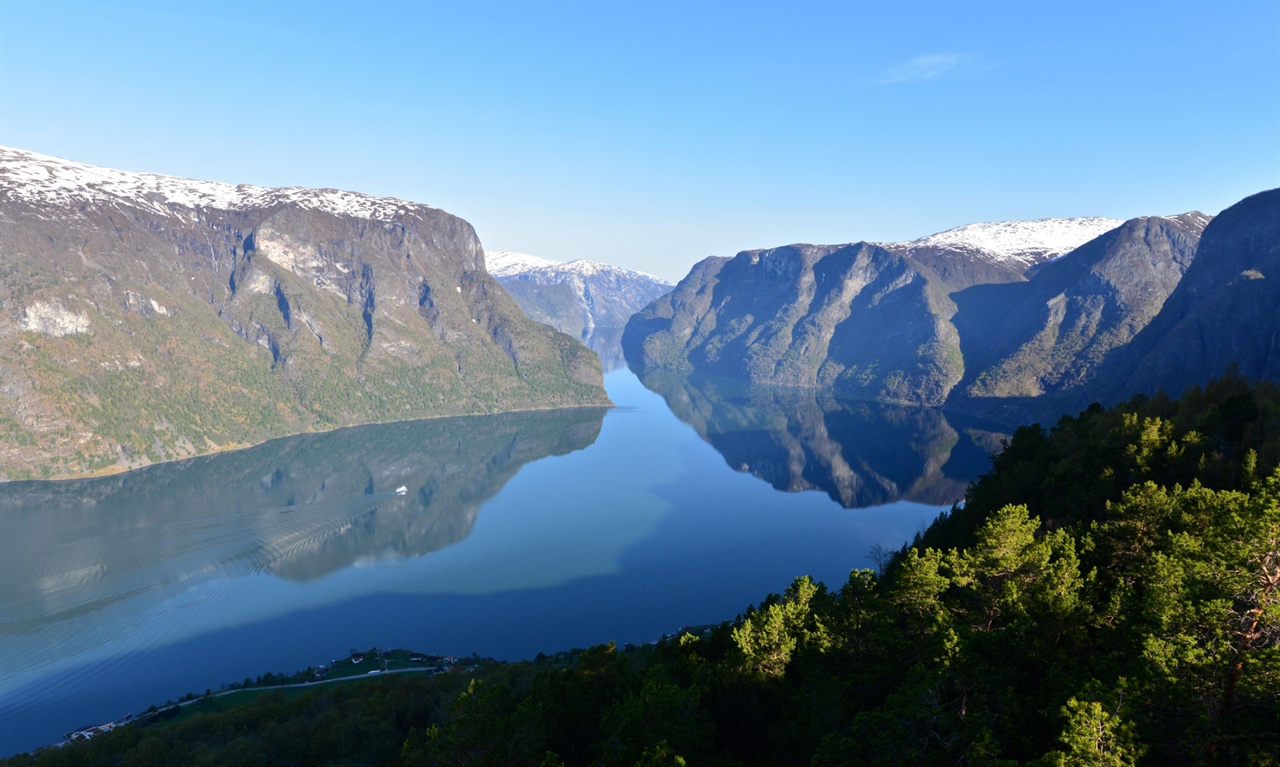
(484, 251), (562, 277)
(883, 217), (1124, 267)
(0, 146), (433, 221)
(486, 251), (671, 285)
(1156, 211), (1213, 229)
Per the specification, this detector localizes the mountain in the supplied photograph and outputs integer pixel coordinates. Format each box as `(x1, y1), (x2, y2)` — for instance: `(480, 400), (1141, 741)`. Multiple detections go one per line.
(0, 148), (609, 480)
(485, 251), (672, 370)
(623, 242), (966, 405)
(947, 212), (1210, 419)
(1088, 189), (1280, 404)
(485, 250), (561, 277)
(623, 209), (1249, 419)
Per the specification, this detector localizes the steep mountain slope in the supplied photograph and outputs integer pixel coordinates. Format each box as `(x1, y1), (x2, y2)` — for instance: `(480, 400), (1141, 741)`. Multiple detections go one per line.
(622, 219), (1122, 406)
(486, 252), (672, 370)
(624, 208), (1261, 419)
(0, 148), (608, 479)
(1091, 188), (1280, 403)
(623, 242), (964, 405)
(948, 213), (1209, 417)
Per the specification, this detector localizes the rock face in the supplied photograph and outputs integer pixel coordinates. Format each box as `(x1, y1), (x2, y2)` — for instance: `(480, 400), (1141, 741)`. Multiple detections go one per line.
(0, 148), (609, 479)
(486, 252), (672, 371)
(1089, 189), (1280, 404)
(624, 208), (1266, 421)
(948, 213), (1209, 420)
(624, 242), (966, 406)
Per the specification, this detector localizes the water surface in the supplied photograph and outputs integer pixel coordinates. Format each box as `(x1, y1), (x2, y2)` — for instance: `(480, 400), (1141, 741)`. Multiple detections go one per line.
(0, 369), (998, 755)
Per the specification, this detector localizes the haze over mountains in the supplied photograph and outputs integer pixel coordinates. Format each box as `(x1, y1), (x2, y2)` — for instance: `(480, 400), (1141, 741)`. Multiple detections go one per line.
(485, 251), (672, 370)
(624, 189), (1280, 422)
(0, 148), (608, 480)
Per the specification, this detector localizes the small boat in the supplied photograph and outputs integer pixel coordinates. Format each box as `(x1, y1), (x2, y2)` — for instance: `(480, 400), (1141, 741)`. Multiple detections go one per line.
(394, 486), (408, 495)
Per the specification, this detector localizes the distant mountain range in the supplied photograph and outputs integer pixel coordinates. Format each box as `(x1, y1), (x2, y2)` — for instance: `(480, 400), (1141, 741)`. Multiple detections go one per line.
(0, 148), (609, 479)
(486, 251), (672, 370)
(624, 190), (1279, 422)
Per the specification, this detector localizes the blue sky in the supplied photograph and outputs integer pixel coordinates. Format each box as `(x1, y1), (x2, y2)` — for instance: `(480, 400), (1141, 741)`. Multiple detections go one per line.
(2, 0), (1277, 281)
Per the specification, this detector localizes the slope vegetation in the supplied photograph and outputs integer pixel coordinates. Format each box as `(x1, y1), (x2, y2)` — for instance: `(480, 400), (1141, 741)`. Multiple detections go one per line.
(0, 148), (608, 478)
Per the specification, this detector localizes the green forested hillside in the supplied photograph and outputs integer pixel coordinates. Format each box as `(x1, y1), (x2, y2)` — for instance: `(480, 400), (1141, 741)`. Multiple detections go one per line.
(8, 376), (1278, 766)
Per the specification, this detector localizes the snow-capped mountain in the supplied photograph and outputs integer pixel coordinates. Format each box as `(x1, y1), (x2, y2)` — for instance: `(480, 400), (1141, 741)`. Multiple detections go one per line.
(882, 217), (1124, 270)
(487, 251), (669, 284)
(484, 251), (562, 278)
(0, 146), (430, 222)
(485, 251), (673, 370)
(0, 147), (608, 479)
(623, 202), (1234, 418)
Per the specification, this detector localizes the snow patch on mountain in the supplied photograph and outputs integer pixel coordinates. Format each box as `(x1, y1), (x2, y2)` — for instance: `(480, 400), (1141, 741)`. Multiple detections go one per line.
(529, 259), (672, 285)
(885, 217), (1124, 267)
(487, 252), (672, 285)
(0, 146), (431, 222)
(484, 251), (562, 277)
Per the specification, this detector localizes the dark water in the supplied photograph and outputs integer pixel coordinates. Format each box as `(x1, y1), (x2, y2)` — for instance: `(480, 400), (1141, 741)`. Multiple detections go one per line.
(0, 369), (1003, 755)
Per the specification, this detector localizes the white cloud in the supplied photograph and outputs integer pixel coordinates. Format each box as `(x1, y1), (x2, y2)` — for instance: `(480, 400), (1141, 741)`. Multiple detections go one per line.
(877, 53), (981, 85)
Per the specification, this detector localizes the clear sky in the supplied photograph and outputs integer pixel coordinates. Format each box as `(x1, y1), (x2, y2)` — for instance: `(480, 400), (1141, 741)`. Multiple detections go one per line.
(1, 0), (1277, 281)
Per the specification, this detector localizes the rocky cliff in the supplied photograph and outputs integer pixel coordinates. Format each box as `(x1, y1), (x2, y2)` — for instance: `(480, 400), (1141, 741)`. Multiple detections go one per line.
(0, 148), (609, 479)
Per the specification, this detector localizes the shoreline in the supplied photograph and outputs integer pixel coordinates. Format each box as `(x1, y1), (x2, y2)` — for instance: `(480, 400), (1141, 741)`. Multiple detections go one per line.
(0, 399), (613, 484)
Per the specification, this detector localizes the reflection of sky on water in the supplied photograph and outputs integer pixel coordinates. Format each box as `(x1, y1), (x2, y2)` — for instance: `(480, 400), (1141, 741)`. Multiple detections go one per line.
(0, 370), (945, 756)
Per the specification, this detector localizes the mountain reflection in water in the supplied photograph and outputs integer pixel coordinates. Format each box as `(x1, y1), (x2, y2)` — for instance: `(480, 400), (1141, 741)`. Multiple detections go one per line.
(635, 369), (1009, 508)
(0, 407), (605, 693)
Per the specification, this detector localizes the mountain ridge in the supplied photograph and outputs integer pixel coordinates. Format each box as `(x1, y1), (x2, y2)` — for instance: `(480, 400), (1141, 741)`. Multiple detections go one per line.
(0, 148), (609, 479)
(624, 192), (1276, 423)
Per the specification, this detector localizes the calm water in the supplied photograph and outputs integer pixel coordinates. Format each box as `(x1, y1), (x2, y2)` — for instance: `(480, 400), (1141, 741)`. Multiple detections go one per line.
(0, 369), (1004, 755)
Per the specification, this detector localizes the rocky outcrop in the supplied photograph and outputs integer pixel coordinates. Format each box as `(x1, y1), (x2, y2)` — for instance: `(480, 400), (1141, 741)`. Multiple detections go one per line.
(0, 148), (609, 479)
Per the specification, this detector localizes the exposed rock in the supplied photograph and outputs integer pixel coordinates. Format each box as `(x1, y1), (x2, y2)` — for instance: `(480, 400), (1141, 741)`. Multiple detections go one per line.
(1090, 189), (1280, 404)
(623, 243), (964, 406)
(0, 147), (609, 478)
(624, 200), (1277, 424)
(19, 301), (92, 337)
(948, 213), (1209, 419)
